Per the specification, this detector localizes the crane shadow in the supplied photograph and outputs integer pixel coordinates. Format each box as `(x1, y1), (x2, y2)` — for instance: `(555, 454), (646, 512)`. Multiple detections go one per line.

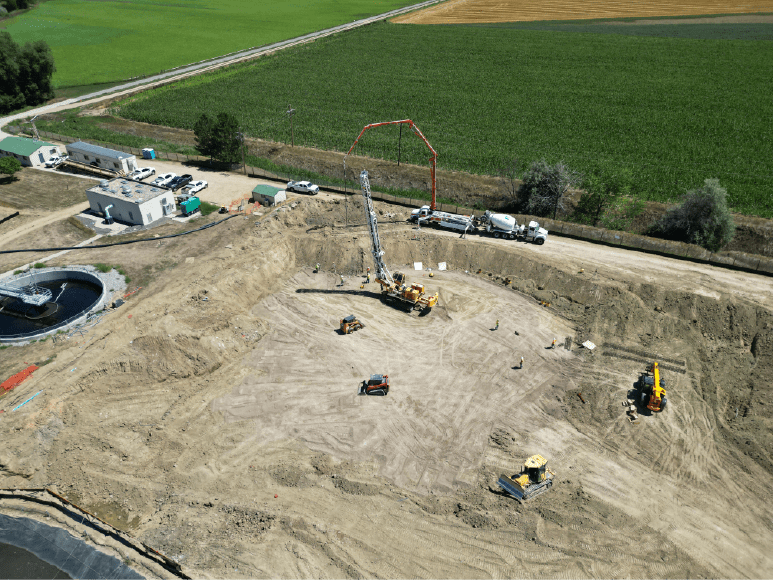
(296, 289), (380, 298)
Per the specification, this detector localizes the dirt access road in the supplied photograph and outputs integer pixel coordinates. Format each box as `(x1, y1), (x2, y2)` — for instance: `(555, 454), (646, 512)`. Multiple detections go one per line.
(0, 198), (771, 578)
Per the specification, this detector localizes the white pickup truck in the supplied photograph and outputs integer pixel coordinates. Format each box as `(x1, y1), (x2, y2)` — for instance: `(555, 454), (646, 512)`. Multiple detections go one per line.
(286, 180), (319, 195)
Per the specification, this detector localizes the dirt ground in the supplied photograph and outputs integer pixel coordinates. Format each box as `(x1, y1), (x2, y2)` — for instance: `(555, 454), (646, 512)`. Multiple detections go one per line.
(392, 0), (773, 24)
(1, 195), (772, 578)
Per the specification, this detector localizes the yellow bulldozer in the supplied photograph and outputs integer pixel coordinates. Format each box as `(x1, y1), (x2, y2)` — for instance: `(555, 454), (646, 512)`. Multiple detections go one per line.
(498, 455), (555, 502)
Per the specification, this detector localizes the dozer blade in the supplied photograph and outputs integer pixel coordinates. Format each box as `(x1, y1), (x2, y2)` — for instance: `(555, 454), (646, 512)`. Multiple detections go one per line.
(497, 474), (525, 501)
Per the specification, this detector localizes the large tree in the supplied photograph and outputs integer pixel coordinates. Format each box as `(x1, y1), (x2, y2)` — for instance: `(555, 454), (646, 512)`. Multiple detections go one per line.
(193, 113), (215, 159)
(0, 156), (22, 180)
(574, 165), (633, 227)
(0, 31), (55, 114)
(194, 112), (241, 164)
(519, 160), (581, 219)
(648, 178), (735, 252)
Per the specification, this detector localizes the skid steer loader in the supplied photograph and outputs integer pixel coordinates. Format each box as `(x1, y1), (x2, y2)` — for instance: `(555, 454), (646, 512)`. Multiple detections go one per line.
(498, 455), (555, 502)
(340, 315), (364, 334)
(359, 374), (389, 396)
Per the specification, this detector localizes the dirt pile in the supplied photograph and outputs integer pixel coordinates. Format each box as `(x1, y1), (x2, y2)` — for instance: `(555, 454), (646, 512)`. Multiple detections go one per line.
(0, 197), (771, 578)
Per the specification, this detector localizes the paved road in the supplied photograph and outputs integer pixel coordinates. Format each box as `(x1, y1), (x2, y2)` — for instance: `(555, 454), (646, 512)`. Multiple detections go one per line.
(0, 0), (442, 140)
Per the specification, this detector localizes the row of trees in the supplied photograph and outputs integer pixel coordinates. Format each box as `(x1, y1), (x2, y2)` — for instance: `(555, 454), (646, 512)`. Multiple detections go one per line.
(503, 159), (735, 252)
(0, 31), (56, 114)
(1, 0), (31, 12)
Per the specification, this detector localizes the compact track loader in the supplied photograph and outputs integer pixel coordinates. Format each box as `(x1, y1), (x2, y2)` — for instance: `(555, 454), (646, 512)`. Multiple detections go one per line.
(340, 315), (364, 334)
(359, 374), (389, 396)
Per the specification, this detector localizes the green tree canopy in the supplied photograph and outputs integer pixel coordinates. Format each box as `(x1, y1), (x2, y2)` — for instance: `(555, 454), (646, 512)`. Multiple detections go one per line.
(0, 31), (55, 114)
(574, 165), (633, 227)
(193, 113), (215, 159)
(194, 112), (241, 164)
(519, 160), (581, 219)
(648, 178), (735, 252)
(0, 156), (22, 178)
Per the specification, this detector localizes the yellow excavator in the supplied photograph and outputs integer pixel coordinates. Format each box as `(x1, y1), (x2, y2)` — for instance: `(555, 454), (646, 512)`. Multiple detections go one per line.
(638, 362), (667, 412)
(498, 455), (555, 501)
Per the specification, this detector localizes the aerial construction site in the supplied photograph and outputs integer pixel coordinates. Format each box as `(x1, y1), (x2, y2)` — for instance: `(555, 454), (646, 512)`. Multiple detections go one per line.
(1, 117), (772, 578)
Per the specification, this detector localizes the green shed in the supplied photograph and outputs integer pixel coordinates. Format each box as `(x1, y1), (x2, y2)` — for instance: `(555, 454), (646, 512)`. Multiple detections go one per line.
(0, 136), (60, 167)
(252, 184), (285, 206)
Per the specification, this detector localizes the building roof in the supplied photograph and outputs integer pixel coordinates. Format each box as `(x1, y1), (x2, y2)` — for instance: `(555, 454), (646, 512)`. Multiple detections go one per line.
(0, 136), (56, 157)
(67, 141), (135, 161)
(86, 178), (169, 204)
(252, 184), (283, 197)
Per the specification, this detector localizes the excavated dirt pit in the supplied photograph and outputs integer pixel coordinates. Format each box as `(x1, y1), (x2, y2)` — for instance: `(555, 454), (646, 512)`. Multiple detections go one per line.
(1, 197), (772, 578)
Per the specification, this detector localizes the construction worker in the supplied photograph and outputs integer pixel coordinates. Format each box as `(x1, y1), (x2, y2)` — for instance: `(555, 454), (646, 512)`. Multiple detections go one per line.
(520, 357), (524, 369)
(366, 272), (371, 283)
(495, 319), (499, 330)
(315, 263), (320, 272)
(551, 338), (557, 349)
(340, 274), (345, 286)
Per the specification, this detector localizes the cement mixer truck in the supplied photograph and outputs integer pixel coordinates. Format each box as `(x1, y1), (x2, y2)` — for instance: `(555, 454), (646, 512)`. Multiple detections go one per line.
(477, 211), (549, 245)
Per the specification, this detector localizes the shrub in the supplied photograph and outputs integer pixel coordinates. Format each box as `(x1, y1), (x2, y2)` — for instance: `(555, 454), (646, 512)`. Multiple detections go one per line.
(200, 201), (219, 216)
(93, 263), (112, 273)
(0, 156), (22, 177)
(648, 178), (735, 252)
(519, 160), (581, 219)
(33, 262), (46, 268)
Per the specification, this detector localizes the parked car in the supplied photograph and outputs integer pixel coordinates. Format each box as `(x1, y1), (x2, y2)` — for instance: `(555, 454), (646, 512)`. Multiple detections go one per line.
(128, 167), (156, 181)
(286, 180), (319, 195)
(168, 174), (193, 191)
(185, 180), (208, 194)
(152, 172), (177, 187)
(44, 155), (67, 168)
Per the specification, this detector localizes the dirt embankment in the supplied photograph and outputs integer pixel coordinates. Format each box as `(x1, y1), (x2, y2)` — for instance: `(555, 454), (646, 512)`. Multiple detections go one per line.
(1, 198), (771, 578)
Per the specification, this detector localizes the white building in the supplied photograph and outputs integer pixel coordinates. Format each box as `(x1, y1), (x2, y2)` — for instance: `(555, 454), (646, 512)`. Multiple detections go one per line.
(86, 178), (175, 226)
(67, 141), (138, 174)
(0, 136), (61, 167)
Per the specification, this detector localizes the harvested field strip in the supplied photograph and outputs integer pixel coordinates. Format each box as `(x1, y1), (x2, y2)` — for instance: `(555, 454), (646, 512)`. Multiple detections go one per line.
(117, 22), (773, 217)
(393, 0), (773, 24)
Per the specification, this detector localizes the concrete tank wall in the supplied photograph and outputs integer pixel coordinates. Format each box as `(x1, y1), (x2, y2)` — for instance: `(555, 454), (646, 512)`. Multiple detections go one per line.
(0, 268), (108, 343)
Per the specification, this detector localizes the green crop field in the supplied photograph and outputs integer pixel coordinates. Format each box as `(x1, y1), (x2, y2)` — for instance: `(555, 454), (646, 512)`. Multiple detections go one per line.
(116, 21), (773, 217)
(0, 0), (417, 88)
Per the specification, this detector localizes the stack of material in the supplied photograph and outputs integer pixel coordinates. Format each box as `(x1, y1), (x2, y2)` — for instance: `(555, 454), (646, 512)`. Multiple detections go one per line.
(1, 365), (39, 392)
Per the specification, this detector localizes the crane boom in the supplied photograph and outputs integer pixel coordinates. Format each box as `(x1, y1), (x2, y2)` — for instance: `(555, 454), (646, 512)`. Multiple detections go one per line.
(360, 170), (393, 285)
(344, 119), (438, 210)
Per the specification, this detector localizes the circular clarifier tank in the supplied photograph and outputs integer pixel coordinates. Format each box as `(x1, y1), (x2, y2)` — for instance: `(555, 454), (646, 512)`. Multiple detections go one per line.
(0, 269), (107, 342)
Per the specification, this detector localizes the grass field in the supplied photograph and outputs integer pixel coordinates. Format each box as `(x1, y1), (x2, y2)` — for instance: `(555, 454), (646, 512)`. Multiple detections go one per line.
(114, 21), (773, 217)
(0, 0), (417, 88)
